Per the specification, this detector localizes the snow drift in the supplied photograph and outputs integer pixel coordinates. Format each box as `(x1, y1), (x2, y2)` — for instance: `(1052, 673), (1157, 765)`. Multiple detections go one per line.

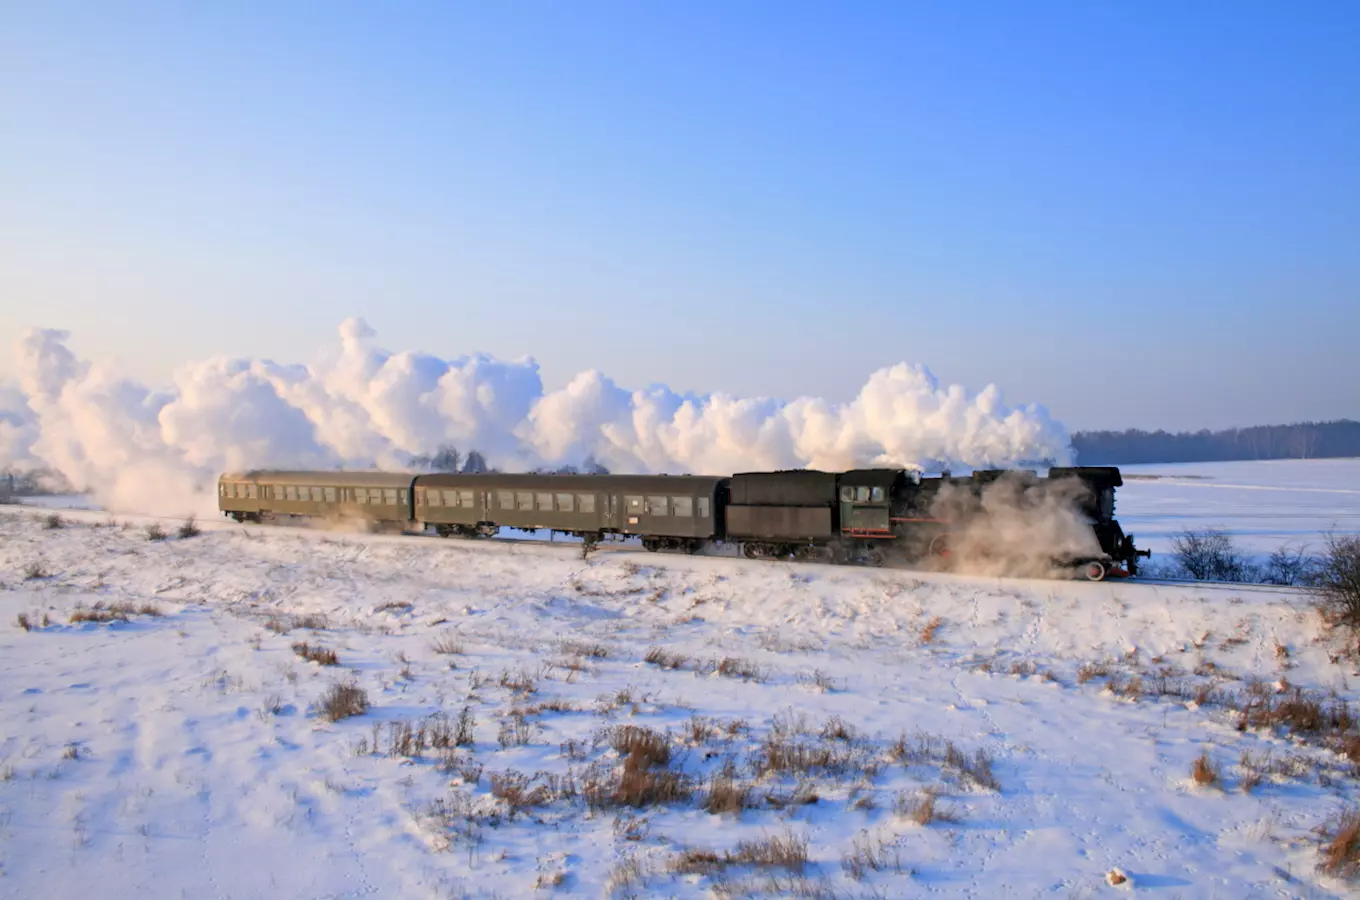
(1, 319), (1071, 515)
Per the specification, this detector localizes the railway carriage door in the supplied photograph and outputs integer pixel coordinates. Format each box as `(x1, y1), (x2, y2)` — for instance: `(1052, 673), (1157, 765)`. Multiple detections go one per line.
(839, 485), (854, 532)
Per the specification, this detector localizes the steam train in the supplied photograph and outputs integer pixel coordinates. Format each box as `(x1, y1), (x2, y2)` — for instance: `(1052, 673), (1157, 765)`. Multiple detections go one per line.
(217, 465), (1149, 581)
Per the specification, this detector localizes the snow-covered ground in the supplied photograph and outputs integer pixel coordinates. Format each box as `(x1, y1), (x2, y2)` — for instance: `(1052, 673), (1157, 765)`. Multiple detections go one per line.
(2, 503), (1359, 899)
(1118, 458), (1360, 557)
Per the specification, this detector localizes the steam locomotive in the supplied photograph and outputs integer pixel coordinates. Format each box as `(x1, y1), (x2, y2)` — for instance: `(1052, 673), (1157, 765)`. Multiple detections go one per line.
(217, 465), (1148, 581)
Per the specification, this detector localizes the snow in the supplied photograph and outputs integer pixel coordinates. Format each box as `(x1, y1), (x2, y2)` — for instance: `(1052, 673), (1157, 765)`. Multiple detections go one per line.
(1118, 458), (1360, 555)
(2, 497), (1359, 898)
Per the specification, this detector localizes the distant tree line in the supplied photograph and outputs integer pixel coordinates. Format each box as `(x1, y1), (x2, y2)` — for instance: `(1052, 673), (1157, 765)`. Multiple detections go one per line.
(409, 445), (610, 476)
(1071, 419), (1360, 465)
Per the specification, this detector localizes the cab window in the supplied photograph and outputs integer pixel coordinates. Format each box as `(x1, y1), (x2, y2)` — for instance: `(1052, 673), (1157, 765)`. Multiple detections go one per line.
(870, 486), (886, 503)
(854, 486), (870, 502)
(840, 486), (853, 502)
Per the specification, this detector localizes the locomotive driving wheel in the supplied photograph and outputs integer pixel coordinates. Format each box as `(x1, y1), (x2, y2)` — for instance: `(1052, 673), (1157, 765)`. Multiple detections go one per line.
(1082, 560), (1107, 582)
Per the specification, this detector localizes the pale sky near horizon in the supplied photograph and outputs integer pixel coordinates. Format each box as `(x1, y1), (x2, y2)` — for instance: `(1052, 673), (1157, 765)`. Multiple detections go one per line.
(2, 1), (1357, 433)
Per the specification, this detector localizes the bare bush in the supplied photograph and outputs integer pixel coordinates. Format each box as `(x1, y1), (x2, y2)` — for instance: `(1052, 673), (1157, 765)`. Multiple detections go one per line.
(177, 517), (201, 539)
(319, 682), (368, 722)
(1172, 529), (1250, 582)
(1262, 544), (1319, 586)
(42, 513), (63, 530)
(1313, 535), (1360, 632)
(292, 641), (339, 666)
(145, 523), (167, 541)
(23, 560), (50, 580)
(714, 656), (765, 681)
(15, 613), (32, 631)
(454, 707), (476, 747)
(497, 714), (536, 748)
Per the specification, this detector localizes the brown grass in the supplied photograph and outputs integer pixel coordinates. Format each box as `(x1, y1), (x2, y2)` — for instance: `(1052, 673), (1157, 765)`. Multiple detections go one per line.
(177, 517), (200, 539)
(920, 616), (942, 644)
(145, 523), (167, 541)
(1077, 661), (1110, 684)
(714, 656), (765, 681)
(1191, 749), (1220, 787)
(704, 768), (752, 815)
(497, 714), (536, 748)
(561, 640), (610, 659)
(15, 613), (32, 632)
(1319, 805), (1360, 877)
(318, 682), (368, 722)
(611, 725), (670, 767)
(42, 513), (63, 530)
(23, 560), (50, 580)
(69, 602), (133, 624)
(292, 641), (339, 666)
(670, 830), (809, 877)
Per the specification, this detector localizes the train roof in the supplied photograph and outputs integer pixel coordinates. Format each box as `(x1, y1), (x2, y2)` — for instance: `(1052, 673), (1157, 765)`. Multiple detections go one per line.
(221, 470), (418, 487)
(415, 473), (728, 493)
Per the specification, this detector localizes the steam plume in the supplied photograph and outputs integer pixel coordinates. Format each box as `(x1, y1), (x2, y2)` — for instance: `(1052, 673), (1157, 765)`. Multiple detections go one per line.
(1, 319), (1071, 515)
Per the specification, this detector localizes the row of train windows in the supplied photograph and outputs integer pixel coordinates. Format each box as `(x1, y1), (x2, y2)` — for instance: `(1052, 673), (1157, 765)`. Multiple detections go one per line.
(219, 483), (407, 505)
(492, 491), (600, 514)
(625, 495), (708, 518)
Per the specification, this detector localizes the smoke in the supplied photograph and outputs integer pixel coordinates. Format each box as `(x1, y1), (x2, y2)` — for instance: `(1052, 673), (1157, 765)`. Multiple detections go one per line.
(1, 318), (1072, 516)
(923, 474), (1102, 579)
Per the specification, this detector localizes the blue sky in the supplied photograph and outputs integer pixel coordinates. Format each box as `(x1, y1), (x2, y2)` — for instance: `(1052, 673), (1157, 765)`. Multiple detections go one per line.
(2, 1), (1357, 431)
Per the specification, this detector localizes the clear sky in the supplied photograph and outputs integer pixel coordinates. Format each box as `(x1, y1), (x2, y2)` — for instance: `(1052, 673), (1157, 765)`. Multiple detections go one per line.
(2, 1), (1357, 432)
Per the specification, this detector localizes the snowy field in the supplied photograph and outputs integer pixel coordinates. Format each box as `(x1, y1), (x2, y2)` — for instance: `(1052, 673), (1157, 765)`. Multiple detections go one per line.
(2, 499), (1360, 899)
(1117, 458), (1360, 557)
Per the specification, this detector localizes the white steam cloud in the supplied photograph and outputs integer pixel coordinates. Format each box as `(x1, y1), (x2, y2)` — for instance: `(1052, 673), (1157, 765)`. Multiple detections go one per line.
(1, 318), (1072, 515)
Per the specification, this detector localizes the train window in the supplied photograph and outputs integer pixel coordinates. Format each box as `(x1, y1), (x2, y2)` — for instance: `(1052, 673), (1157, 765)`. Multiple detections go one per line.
(399, 489), (408, 504)
(384, 489), (399, 506)
(219, 483), (227, 497)
(354, 488), (366, 504)
(312, 487), (324, 502)
(840, 486), (853, 502)
(285, 486), (298, 501)
(556, 493), (574, 512)
(625, 495), (643, 512)
(324, 487), (337, 503)
(247, 484), (257, 499)
(536, 492), (553, 511)
(647, 496), (669, 516)
(672, 496), (692, 517)
(498, 491), (514, 509)
(698, 496), (710, 518)
(870, 486), (885, 503)
(578, 493), (595, 514)
(517, 491), (534, 511)
(459, 490), (476, 508)
(854, 486), (870, 502)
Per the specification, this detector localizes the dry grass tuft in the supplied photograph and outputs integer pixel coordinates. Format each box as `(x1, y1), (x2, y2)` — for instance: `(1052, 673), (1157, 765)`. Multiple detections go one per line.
(920, 616), (942, 644)
(145, 523), (167, 541)
(644, 646), (688, 670)
(430, 632), (464, 655)
(1319, 805), (1360, 878)
(177, 517), (201, 539)
(561, 639), (610, 659)
(61, 743), (80, 761)
(894, 787), (955, 825)
(498, 714), (537, 748)
(840, 830), (900, 880)
(714, 656), (765, 681)
(611, 725), (670, 767)
(796, 669), (839, 693)
(15, 613), (32, 632)
(292, 641), (339, 666)
(704, 767), (752, 815)
(498, 666), (539, 695)
(454, 707), (476, 747)
(319, 682), (368, 722)
(23, 560), (50, 580)
(1191, 749), (1220, 787)
(293, 613), (329, 630)
(69, 602), (133, 624)
(42, 513), (63, 530)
